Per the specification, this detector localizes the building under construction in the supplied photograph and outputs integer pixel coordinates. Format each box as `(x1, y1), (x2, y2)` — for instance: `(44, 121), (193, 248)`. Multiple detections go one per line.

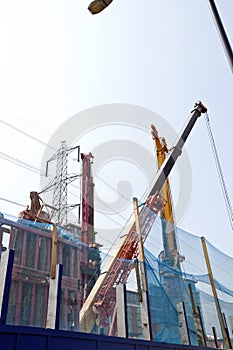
(1, 151), (101, 331)
(1, 103), (233, 349)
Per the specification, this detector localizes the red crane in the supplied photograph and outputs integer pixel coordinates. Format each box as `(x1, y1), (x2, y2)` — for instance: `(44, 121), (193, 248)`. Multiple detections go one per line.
(92, 192), (165, 328)
(79, 101), (207, 333)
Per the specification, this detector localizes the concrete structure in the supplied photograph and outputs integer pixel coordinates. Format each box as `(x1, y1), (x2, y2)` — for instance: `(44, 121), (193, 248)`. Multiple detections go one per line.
(0, 217), (101, 331)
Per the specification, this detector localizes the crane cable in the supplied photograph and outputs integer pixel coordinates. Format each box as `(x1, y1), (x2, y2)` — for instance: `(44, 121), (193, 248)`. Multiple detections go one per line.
(205, 113), (233, 229)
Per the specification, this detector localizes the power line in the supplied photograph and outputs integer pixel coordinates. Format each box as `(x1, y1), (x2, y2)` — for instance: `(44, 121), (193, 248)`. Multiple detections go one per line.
(0, 197), (26, 208)
(95, 173), (131, 204)
(0, 151), (46, 176)
(0, 112), (149, 209)
(0, 117), (79, 161)
(67, 184), (128, 228)
(0, 108), (151, 208)
(0, 104), (51, 137)
(0, 119), (51, 149)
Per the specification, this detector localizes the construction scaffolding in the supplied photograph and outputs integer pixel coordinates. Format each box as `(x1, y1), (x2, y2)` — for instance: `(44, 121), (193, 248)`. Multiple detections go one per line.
(1, 211), (233, 348)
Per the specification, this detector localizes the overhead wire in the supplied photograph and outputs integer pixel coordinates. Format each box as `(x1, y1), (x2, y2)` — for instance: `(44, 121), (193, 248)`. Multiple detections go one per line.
(4, 106), (233, 300)
(0, 107), (165, 255)
(0, 112), (182, 294)
(0, 109), (79, 160)
(0, 104), (51, 137)
(0, 103), (212, 288)
(68, 187), (129, 230)
(0, 151), (132, 249)
(205, 113), (233, 230)
(0, 151), (46, 176)
(0, 106), (141, 211)
(95, 195), (130, 222)
(0, 197), (26, 208)
(95, 173), (132, 204)
(0, 111), (83, 203)
(0, 119), (53, 149)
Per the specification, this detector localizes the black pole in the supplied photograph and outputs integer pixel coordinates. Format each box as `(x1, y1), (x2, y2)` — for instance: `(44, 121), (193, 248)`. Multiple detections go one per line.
(150, 101), (207, 196)
(207, 0), (233, 74)
(197, 305), (207, 347)
(222, 312), (232, 349)
(212, 326), (219, 348)
(0, 250), (15, 325)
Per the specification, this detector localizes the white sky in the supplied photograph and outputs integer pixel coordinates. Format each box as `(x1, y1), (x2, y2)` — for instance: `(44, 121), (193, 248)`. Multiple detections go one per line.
(0, 0), (233, 257)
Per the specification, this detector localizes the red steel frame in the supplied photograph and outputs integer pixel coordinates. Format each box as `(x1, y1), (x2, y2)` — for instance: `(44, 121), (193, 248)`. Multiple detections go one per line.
(93, 192), (166, 327)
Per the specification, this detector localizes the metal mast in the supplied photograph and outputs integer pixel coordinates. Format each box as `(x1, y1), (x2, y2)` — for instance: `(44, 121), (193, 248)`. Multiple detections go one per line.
(81, 152), (94, 245)
(80, 152), (97, 304)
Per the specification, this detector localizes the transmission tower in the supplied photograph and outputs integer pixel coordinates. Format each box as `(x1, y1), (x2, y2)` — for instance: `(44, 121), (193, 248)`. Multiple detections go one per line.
(43, 141), (80, 226)
(52, 141), (68, 225)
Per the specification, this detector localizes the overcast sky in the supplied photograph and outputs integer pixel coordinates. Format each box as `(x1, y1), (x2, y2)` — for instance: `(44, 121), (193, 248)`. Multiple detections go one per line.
(0, 0), (232, 256)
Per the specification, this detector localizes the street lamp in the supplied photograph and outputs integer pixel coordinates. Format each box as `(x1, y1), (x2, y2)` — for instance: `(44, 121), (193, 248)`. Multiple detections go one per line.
(87, 0), (232, 74)
(88, 0), (113, 14)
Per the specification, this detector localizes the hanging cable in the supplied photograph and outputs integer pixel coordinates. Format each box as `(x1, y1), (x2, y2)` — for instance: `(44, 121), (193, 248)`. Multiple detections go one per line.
(0, 151), (46, 176)
(0, 119), (51, 149)
(0, 197), (26, 208)
(205, 113), (233, 229)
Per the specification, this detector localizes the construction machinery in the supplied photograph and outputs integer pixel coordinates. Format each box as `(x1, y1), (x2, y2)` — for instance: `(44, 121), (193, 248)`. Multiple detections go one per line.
(18, 191), (52, 224)
(151, 125), (183, 268)
(80, 153), (101, 304)
(18, 152), (101, 309)
(79, 101), (207, 333)
(151, 125), (185, 299)
(150, 125), (187, 343)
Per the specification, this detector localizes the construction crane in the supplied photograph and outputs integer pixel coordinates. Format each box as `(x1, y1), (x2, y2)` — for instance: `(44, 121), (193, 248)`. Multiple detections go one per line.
(151, 126), (183, 267)
(80, 191), (165, 331)
(80, 153), (101, 304)
(79, 101), (207, 333)
(151, 125), (185, 300)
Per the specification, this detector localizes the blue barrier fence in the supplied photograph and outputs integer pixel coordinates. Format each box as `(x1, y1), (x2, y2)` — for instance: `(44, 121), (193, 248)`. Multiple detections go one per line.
(0, 324), (209, 350)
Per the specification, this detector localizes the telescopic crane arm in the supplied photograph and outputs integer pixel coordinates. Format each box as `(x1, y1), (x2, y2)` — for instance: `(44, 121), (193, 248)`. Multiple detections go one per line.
(79, 101), (207, 332)
(148, 101), (207, 196)
(151, 125), (173, 225)
(151, 125), (182, 268)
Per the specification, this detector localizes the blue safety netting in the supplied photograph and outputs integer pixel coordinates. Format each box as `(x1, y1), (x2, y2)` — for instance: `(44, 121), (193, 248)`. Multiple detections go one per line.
(1, 209), (233, 348)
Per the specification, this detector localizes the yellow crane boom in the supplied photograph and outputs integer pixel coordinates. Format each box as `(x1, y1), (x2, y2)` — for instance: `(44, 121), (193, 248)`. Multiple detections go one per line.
(151, 125), (183, 269)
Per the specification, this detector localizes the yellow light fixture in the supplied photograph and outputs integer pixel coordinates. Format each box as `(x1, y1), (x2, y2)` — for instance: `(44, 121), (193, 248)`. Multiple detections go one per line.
(88, 0), (113, 14)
